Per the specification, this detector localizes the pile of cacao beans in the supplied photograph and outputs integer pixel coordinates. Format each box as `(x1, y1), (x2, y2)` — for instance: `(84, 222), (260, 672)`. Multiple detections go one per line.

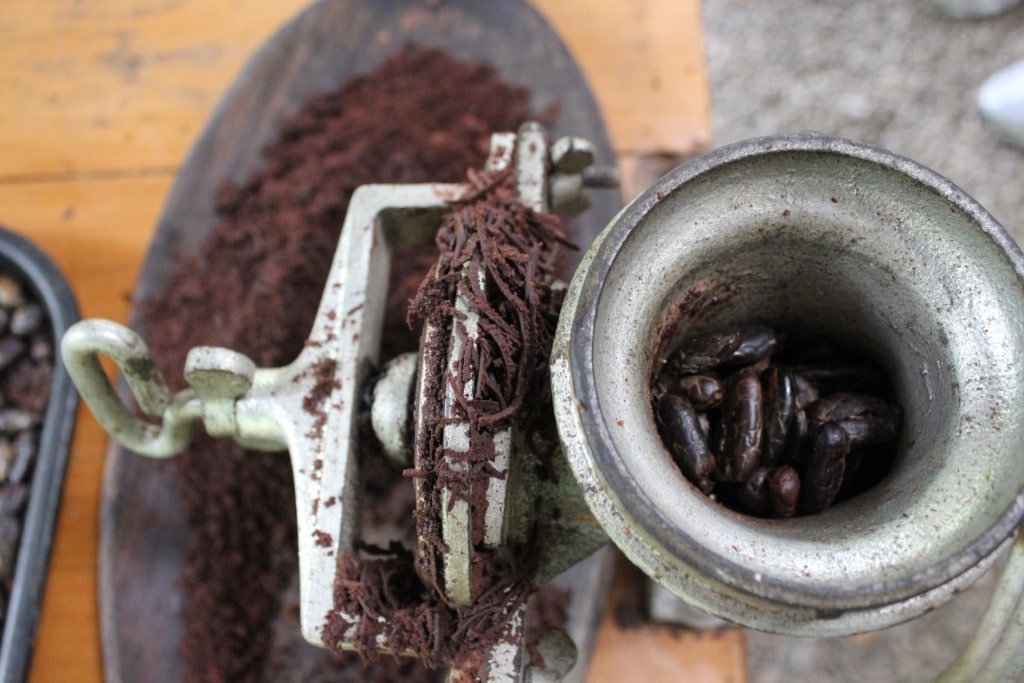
(653, 326), (902, 518)
(0, 273), (53, 617)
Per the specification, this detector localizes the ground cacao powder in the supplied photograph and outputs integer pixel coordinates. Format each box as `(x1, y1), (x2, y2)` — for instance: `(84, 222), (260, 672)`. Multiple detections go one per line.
(137, 46), (537, 683)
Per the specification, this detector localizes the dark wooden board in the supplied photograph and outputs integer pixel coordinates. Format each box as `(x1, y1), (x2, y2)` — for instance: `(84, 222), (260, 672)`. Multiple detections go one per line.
(99, 2), (619, 681)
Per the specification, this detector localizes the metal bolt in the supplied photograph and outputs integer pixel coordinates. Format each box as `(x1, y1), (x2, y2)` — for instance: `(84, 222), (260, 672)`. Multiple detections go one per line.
(369, 352), (417, 469)
(551, 136), (595, 174)
(549, 174), (591, 215)
(184, 346), (256, 439)
(581, 165), (620, 188)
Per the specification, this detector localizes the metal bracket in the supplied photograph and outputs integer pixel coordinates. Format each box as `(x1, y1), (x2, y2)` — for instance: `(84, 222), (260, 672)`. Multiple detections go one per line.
(61, 122), (618, 681)
(64, 181), (466, 647)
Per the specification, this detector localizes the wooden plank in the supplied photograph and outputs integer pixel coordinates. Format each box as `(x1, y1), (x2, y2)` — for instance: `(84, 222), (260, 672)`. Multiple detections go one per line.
(0, 0), (707, 180)
(589, 563), (747, 683)
(0, 0), (313, 179)
(0, 176), (169, 321)
(0, 176), (166, 683)
(533, 0), (710, 156)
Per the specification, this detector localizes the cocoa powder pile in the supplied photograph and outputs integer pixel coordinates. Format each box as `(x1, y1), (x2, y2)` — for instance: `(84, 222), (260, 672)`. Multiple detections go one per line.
(137, 46), (536, 683)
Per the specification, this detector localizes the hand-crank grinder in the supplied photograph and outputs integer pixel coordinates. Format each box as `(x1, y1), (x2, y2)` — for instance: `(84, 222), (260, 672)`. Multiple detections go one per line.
(62, 128), (1024, 682)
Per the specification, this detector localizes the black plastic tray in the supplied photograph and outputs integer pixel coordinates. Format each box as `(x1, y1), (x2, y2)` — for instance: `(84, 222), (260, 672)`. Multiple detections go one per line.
(0, 227), (79, 683)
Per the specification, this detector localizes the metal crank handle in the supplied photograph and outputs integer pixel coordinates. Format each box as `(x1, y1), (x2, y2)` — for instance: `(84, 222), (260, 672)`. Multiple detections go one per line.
(61, 319), (203, 458)
(61, 319), (290, 458)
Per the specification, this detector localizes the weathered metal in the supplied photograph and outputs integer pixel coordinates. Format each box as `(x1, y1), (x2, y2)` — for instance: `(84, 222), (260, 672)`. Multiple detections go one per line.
(65, 129), (1024, 681)
(62, 124), (611, 683)
(552, 132), (1024, 679)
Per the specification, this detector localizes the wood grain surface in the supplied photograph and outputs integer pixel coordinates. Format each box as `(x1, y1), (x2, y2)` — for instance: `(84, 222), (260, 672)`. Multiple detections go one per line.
(0, 1), (735, 681)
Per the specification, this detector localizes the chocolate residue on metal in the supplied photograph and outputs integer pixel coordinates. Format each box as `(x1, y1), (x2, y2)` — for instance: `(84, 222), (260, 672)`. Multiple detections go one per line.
(303, 358), (340, 439)
(677, 279), (738, 323)
(325, 167), (572, 671)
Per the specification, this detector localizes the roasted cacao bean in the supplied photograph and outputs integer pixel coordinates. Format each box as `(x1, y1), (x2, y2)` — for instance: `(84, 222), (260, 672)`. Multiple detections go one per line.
(656, 394), (716, 494)
(738, 467), (772, 517)
(718, 368), (763, 482)
(654, 325), (900, 519)
(761, 366), (795, 467)
(807, 392), (902, 448)
(769, 466), (801, 518)
(666, 373), (724, 410)
(666, 325), (777, 375)
(800, 423), (850, 514)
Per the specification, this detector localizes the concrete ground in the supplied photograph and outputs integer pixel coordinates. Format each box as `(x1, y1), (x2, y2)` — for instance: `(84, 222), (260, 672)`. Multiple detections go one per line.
(701, 1), (1023, 679)
(742, 564), (1000, 682)
(703, 0), (1023, 240)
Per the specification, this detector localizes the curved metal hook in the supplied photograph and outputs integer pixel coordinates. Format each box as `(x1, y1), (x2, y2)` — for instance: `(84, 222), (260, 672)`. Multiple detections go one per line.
(60, 319), (201, 458)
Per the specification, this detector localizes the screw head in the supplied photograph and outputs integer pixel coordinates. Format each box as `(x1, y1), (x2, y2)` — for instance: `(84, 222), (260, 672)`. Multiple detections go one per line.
(551, 136), (595, 174)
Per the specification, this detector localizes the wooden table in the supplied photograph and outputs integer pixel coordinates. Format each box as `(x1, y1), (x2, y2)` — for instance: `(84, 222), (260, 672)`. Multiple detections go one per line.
(0, 1), (741, 680)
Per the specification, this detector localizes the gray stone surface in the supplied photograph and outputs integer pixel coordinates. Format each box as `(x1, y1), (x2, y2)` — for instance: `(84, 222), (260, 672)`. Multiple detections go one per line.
(744, 563), (999, 682)
(703, 0), (1024, 241)
(701, 2), (1023, 679)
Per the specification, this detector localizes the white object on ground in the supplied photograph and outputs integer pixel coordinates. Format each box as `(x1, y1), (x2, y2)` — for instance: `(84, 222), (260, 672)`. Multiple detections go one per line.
(978, 59), (1024, 150)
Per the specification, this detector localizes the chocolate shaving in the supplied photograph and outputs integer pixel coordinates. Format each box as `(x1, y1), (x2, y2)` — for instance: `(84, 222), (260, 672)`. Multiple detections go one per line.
(303, 357), (340, 439)
(324, 167), (572, 672)
(409, 168), (571, 587)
